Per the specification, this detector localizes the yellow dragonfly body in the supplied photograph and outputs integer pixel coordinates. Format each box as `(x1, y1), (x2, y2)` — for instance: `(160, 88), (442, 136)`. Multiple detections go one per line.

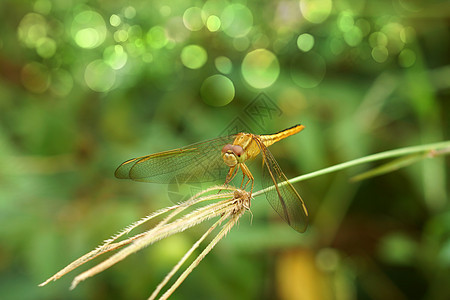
(115, 124), (308, 232)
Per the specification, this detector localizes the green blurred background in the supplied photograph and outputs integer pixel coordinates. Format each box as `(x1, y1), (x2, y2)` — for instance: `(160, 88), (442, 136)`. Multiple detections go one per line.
(1, 0), (449, 299)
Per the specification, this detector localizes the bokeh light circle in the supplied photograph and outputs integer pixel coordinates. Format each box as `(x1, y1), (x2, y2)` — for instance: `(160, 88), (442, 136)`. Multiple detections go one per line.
(215, 56), (232, 74)
(124, 6), (136, 19)
(371, 46), (389, 63)
(206, 15), (221, 32)
(114, 29), (128, 43)
(297, 33), (314, 52)
(110, 14), (121, 27)
(400, 26), (416, 44)
(183, 7), (204, 31)
(300, 0), (332, 24)
(18, 13), (47, 48)
(290, 52), (326, 88)
(221, 4), (253, 38)
(159, 6), (171, 17)
(166, 17), (190, 43)
(202, 0), (228, 17)
(84, 60), (115, 92)
(241, 49), (280, 89)
(34, 0), (52, 15)
(36, 37), (56, 58)
(356, 19), (372, 36)
(147, 26), (168, 49)
(21, 62), (51, 93)
(104, 45), (128, 70)
(398, 49), (416, 68)
(338, 11), (354, 32)
(71, 10), (107, 49)
(200, 75), (235, 107)
(181, 45), (207, 69)
(369, 32), (388, 48)
(343, 27), (363, 46)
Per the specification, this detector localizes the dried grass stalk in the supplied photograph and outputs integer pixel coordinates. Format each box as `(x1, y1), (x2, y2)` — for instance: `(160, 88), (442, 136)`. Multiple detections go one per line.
(39, 186), (251, 299)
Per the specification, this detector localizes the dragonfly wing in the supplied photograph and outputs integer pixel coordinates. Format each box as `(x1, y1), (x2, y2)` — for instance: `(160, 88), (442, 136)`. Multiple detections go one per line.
(115, 135), (236, 184)
(260, 145), (308, 233)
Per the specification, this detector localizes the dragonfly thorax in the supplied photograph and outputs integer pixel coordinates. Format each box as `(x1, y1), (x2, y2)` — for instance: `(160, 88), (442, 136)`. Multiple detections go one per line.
(221, 144), (245, 167)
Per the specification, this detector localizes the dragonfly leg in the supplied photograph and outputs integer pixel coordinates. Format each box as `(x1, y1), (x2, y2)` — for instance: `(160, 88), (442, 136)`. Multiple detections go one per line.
(240, 163), (254, 193)
(217, 166), (239, 195)
(241, 177), (251, 190)
(239, 171), (246, 189)
(225, 166), (239, 185)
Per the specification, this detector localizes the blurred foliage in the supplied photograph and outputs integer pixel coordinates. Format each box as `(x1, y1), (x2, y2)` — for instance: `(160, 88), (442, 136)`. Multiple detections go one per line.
(0, 0), (449, 299)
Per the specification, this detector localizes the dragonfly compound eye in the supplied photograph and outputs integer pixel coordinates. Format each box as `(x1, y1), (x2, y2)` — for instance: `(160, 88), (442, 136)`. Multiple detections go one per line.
(232, 145), (244, 157)
(221, 144), (233, 154)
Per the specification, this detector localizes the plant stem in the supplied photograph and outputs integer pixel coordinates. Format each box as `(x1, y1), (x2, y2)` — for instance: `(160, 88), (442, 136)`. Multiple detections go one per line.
(254, 140), (450, 197)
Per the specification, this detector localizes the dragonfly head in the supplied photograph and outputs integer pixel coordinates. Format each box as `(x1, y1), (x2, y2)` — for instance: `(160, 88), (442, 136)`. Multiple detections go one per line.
(221, 144), (245, 167)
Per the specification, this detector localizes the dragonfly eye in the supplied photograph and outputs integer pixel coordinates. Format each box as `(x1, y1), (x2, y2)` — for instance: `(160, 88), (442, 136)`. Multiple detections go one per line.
(232, 145), (244, 157)
(222, 144), (233, 154)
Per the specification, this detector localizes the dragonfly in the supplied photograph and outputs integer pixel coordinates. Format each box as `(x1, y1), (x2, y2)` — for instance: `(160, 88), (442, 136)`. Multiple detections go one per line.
(115, 124), (308, 232)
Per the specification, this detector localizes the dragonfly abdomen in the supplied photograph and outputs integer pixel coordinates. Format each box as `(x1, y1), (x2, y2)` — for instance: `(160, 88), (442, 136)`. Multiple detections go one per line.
(259, 124), (305, 148)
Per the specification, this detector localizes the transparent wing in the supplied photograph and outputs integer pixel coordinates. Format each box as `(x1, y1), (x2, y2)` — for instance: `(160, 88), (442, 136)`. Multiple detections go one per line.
(115, 135), (237, 184)
(260, 144), (308, 233)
